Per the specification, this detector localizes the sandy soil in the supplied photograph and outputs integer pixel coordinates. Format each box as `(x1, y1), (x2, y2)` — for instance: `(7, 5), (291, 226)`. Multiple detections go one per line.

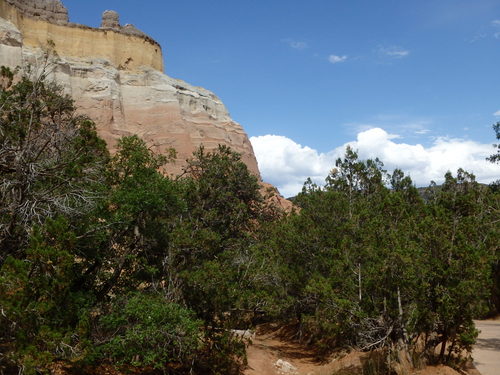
(473, 318), (500, 375)
(244, 325), (464, 375)
(413, 365), (462, 375)
(245, 327), (364, 375)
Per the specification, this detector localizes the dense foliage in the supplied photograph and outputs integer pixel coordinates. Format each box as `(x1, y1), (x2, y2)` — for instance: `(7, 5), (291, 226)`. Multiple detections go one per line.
(260, 154), (498, 366)
(0, 69), (499, 375)
(0, 68), (108, 264)
(487, 122), (500, 164)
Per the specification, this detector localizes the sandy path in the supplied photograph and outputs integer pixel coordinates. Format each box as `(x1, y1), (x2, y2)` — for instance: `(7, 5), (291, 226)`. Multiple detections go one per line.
(244, 326), (364, 375)
(244, 326), (462, 375)
(473, 319), (500, 375)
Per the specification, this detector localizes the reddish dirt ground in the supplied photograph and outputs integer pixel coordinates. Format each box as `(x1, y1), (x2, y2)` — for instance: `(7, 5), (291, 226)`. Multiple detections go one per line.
(244, 325), (469, 375)
(413, 366), (463, 375)
(245, 327), (364, 375)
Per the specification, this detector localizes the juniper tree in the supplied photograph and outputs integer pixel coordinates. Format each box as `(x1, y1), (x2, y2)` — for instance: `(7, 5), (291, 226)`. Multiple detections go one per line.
(0, 67), (108, 263)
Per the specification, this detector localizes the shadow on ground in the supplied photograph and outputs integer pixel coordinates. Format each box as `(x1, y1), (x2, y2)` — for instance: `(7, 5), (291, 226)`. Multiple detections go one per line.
(475, 338), (500, 351)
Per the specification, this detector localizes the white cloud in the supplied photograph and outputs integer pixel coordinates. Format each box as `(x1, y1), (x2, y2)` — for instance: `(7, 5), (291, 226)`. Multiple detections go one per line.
(291, 41), (307, 50)
(489, 20), (500, 38)
(494, 110), (500, 116)
(378, 46), (410, 58)
(251, 128), (500, 197)
(468, 33), (487, 43)
(283, 39), (308, 50)
(328, 54), (348, 64)
(388, 50), (409, 58)
(250, 135), (335, 196)
(415, 129), (431, 135)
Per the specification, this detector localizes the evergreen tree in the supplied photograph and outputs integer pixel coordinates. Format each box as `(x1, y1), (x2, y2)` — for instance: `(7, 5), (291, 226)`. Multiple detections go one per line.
(0, 67), (108, 264)
(487, 122), (500, 164)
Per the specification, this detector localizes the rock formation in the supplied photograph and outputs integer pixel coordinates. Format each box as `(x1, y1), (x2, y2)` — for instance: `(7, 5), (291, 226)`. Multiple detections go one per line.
(100, 9), (149, 39)
(5, 0), (68, 24)
(0, 0), (260, 177)
(101, 10), (119, 29)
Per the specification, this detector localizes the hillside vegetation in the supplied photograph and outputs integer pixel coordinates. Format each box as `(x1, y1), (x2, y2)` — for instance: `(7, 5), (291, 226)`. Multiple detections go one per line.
(0, 68), (499, 375)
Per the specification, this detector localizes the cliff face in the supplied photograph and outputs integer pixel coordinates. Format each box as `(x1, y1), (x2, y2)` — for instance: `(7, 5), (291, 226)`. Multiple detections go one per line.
(0, 0), (260, 177)
(0, 0), (163, 71)
(4, 0), (69, 24)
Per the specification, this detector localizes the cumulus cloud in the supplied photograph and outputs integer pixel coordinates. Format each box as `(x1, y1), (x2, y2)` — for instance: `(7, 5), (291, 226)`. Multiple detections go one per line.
(494, 110), (500, 116)
(250, 135), (336, 196)
(328, 54), (348, 64)
(492, 20), (500, 26)
(250, 128), (500, 197)
(283, 38), (308, 50)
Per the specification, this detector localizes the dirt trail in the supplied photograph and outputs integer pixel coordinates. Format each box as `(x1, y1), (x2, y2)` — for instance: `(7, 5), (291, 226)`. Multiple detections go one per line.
(244, 325), (463, 375)
(244, 326), (363, 375)
(473, 319), (500, 375)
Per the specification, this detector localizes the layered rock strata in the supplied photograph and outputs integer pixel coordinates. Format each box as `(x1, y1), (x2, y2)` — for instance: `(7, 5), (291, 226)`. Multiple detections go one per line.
(0, 0), (163, 71)
(0, 0), (260, 177)
(5, 0), (68, 24)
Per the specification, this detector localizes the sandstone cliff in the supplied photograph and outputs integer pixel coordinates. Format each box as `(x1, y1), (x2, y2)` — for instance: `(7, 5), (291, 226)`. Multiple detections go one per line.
(0, 0), (260, 177)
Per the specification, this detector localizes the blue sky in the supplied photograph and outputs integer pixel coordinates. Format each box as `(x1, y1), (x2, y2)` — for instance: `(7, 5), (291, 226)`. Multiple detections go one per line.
(64, 0), (500, 196)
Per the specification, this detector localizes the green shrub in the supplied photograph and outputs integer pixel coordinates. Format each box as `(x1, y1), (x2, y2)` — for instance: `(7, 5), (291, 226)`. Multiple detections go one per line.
(94, 292), (202, 370)
(0, 217), (92, 374)
(194, 330), (247, 375)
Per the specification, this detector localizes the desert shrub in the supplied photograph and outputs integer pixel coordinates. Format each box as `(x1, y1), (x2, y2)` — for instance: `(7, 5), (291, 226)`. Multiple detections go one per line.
(0, 217), (93, 374)
(193, 330), (247, 375)
(94, 292), (202, 370)
(0, 67), (108, 263)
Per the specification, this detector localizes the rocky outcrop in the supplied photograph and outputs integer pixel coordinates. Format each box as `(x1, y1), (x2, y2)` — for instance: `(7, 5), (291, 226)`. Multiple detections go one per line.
(100, 10), (149, 39)
(0, 17), (21, 67)
(0, 0), (261, 178)
(0, 0), (163, 71)
(5, 0), (68, 24)
(55, 56), (260, 176)
(101, 10), (119, 29)
(0, 16), (20, 46)
(260, 183), (295, 212)
(120, 24), (148, 39)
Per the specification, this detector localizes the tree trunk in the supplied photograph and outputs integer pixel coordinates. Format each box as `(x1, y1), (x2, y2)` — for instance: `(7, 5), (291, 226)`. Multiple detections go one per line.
(358, 263), (362, 302)
(397, 286), (408, 345)
(439, 334), (447, 361)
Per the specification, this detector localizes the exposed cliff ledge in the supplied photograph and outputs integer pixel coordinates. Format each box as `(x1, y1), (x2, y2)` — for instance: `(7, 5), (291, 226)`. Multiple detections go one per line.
(0, 0), (296, 206)
(5, 0), (68, 24)
(0, 9), (261, 177)
(100, 9), (149, 40)
(0, 0), (163, 71)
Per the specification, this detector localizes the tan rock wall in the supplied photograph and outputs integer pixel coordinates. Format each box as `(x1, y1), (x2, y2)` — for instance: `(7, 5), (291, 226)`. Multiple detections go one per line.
(61, 62), (260, 177)
(0, 14), (260, 178)
(0, 0), (262, 181)
(0, 0), (163, 72)
(4, 0), (68, 24)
